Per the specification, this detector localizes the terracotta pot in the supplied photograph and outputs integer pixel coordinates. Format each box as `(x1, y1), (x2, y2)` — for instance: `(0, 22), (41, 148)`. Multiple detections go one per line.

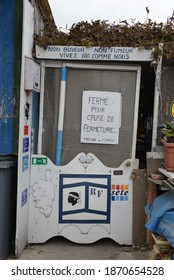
(161, 139), (174, 172)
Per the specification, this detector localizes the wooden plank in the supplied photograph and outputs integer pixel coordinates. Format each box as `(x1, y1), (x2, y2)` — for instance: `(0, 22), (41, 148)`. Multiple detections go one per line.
(146, 152), (163, 204)
(159, 168), (174, 180)
(133, 169), (147, 247)
(146, 152), (163, 250)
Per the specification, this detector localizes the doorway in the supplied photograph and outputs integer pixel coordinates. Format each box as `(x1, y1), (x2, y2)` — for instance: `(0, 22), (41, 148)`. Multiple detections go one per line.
(42, 63), (141, 168)
(136, 62), (155, 168)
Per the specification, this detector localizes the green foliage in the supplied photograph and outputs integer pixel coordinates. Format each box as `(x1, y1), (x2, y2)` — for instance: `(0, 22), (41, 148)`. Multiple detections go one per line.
(35, 16), (174, 60)
(161, 121), (174, 143)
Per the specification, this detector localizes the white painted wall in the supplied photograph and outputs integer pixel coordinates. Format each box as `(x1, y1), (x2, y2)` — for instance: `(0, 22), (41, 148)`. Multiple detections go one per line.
(15, 0), (42, 256)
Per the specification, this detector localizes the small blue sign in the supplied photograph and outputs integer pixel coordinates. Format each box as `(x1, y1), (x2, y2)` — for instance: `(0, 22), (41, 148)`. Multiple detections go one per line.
(22, 155), (29, 172)
(21, 188), (28, 207)
(23, 137), (29, 153)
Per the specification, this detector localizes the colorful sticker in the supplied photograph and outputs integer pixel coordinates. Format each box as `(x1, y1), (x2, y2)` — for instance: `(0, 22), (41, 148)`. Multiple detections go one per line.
(111, 184), (129, 201)
(23, 137), (29, 153)
(32, 157), (48, 165)
(24, 102), (30, 121)
(24, 125), (29, 135)
(22, 155), (29, 172)
(21, 188), (28, 207)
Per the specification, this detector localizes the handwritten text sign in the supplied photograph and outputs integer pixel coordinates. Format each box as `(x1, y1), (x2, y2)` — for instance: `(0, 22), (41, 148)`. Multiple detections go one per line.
(81, 91), (121, 144)
(36, 46), (152, 61)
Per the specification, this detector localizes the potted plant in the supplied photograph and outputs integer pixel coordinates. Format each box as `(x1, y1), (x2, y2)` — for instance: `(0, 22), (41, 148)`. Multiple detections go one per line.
(161, 121), (174, 172)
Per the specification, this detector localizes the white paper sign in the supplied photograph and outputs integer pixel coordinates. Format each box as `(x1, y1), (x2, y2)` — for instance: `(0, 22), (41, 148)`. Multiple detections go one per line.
(81, 91), (121, 144)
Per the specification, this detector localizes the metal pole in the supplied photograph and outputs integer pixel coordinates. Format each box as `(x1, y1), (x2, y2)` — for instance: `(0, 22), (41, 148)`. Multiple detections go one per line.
(55, 65), (67, 165)
(151, 43), (163, 150)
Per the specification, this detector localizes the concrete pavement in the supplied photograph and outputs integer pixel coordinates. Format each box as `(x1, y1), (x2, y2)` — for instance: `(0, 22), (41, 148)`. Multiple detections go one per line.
(8, 237), (149, 260)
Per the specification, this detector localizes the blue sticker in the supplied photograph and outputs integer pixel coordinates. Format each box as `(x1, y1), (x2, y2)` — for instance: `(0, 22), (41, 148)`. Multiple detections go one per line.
(21, 188), (28, 207)
(22, 155), (29, 172)
(23, 137), (29, 153)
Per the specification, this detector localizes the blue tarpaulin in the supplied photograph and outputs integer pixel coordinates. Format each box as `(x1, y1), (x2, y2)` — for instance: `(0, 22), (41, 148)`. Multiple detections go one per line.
(145, 191), (174, 247)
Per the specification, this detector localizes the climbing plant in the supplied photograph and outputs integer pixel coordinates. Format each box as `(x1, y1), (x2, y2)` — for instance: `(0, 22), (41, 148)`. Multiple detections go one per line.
(35, 13), (174, 60)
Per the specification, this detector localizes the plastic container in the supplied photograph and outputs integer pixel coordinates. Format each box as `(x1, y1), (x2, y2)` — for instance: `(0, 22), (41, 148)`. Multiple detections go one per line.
(0, 157), (17, 259)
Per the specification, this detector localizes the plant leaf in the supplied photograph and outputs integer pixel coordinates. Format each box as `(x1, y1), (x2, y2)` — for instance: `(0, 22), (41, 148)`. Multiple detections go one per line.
(165, 121), (174, 131)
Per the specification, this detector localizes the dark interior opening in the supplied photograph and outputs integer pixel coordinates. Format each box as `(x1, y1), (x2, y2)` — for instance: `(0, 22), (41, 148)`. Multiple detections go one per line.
(136, 62), (155, 168)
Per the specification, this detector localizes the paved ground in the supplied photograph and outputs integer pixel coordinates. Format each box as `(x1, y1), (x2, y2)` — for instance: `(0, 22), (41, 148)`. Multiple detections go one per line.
(9, 237), (149, 260)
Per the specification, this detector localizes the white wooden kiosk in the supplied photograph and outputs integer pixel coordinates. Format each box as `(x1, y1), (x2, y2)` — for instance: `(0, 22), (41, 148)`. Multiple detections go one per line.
(16, 45), (156, 254)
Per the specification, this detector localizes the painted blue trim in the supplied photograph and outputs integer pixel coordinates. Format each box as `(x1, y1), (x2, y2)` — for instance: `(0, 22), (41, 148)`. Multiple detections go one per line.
(55, 130), (63, 165)
(0, 0), (15, 154)
(62, 181), (110, 189)
(60, 220), (110, 224)
(61, 66), (67, 81)
(60, 174), (110, 179)
(85, 184), (89, 210)
(62, 209), (107, 216)
(59, 174), (111, 224)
